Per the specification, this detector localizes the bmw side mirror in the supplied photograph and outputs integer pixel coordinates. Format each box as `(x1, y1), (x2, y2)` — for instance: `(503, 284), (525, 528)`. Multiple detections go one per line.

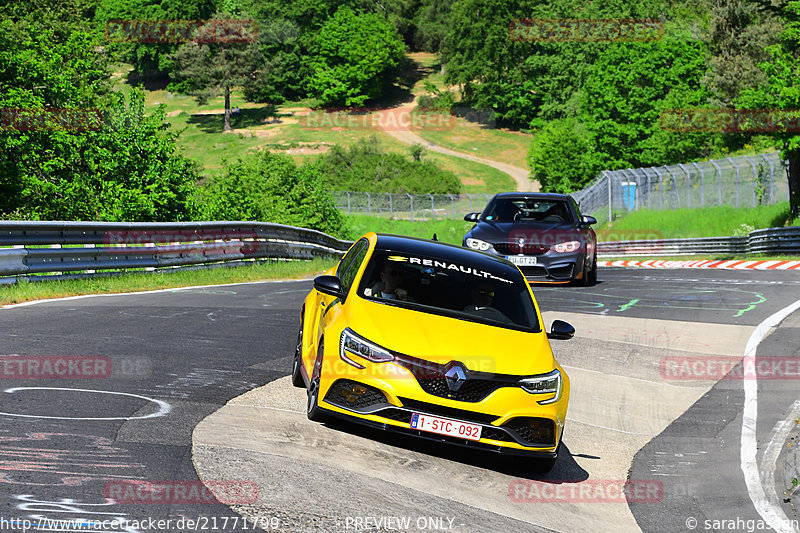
(314, 275), (345, 299)
(547, 320), (575, 340)
(581, 215), (597, 225)
(464, 212), (480, 222)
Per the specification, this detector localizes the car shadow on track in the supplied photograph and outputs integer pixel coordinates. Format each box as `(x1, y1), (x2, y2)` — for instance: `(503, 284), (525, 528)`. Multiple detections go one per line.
(320, 416), (589, 482)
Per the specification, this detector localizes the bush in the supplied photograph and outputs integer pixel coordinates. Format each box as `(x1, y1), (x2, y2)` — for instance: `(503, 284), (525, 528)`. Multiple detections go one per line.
(196, 151), (346, 238)
(527, 118), (602, 194)
(315, 136), (462, 194)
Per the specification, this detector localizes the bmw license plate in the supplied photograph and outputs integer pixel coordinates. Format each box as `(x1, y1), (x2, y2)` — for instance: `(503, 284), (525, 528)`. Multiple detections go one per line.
(506, 255), (537, 266)
(410, 413), (482, 441)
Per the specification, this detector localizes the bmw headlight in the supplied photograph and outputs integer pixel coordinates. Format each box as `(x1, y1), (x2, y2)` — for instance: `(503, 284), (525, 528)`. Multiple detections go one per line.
(340, 329), (394, 369)
(519, 370), (562, 404)
(551, 241), (581, 253)
(465, 238), (492, 251)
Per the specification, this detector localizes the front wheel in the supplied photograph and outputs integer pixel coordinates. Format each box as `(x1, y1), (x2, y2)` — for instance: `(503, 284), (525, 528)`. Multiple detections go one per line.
(306, 344), (326, 422)
(588, 254), (598, 284)
(291, 311), (305, 388)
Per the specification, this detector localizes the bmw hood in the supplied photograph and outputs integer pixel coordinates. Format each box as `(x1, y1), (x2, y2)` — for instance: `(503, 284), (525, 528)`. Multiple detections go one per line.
(469, 221), (582, 245)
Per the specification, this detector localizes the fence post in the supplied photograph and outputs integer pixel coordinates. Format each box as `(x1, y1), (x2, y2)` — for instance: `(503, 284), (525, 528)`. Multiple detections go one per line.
(407, 193), (414, 221)
(678, 163), (691, 209)
(743, 156), (758, 206)
(726, 157), (740, 207)
(761, 154), (774, 204)
(467, 193), (473, 211)
(606, 171), (612, 222)
(710, 160), (722, 207)
(366, 192), (371, 216)
(448, 194), (454, 220)
(346, 191), (351, 214)
(654, 167), (664, 209)
(388, 193), (393, 218)
(692, 162), (704, 207)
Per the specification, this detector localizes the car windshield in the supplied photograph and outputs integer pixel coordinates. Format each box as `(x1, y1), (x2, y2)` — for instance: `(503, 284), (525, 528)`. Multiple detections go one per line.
(358, 250), (540, 332)
(483, 199), (572, 224)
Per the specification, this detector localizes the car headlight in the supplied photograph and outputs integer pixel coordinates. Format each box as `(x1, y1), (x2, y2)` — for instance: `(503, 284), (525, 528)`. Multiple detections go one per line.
(339, 329), (394, 369)
(519, 370), (562, 404)
(551, 241), (581, 253)
(465, 238), (492, 251)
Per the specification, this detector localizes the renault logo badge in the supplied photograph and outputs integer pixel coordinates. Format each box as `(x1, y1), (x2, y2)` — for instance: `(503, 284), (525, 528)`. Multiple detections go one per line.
(444, 363), (467, 392)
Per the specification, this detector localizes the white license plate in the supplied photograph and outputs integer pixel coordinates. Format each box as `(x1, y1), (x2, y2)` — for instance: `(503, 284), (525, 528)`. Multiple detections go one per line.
(507, 255), (537, 266)
(410, 413), (482, 441)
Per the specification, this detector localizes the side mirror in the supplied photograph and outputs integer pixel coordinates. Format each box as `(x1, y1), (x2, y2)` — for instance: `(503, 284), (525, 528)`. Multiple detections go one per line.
(547, 320), (575, 340)
(314, 275), (345, 299)
(464, 212), (480, 222)
(581, 215), (597, 225)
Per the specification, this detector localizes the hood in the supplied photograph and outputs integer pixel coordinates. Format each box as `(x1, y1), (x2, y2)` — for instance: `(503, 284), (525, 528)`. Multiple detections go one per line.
(469, 221), (581, 245)
(347, 297), (555, 376)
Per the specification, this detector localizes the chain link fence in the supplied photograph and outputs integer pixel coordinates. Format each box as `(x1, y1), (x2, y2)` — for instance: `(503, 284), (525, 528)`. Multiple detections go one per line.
(572, 152), (788, 225)
(333, 152), (788, 223)
(331, 192), (493, 220)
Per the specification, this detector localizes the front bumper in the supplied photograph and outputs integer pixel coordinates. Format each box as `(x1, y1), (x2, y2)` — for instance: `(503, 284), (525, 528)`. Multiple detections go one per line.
(317, 371), (567, 457)
(502, 251), (585, 283)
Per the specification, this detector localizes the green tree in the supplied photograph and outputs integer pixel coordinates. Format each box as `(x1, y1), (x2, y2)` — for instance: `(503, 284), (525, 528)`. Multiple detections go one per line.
(315, 136), (462, 194)
(579, 34), (715, 170)
(307, 6), (405, 106)
(703, 0), (781, 107)
(526, 118), (601, 193)
(196, 151), (346, 237)
(95, 0), (216, 76)
(738, 1), (800, 221)
(169, 14), (266, 131)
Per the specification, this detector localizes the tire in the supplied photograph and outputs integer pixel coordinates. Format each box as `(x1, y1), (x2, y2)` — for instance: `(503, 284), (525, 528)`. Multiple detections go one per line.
(575, 258), (590, 287)
(588, 253), (598, 284)
(291, 311), (305, 388)
(306, 343), (326, 422)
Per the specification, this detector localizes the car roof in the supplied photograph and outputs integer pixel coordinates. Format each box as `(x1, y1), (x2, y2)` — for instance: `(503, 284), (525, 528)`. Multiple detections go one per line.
(374, 234), (521, 277)
(491, 192), (572, 201)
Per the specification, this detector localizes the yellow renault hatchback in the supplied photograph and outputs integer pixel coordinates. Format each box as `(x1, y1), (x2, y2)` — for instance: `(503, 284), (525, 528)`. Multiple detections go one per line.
(292, 233), (574, 472)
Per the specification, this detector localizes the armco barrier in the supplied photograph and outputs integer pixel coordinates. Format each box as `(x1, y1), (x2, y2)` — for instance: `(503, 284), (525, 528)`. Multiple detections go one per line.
(0, 221), (352, 283)
(598, 226), (800, 257)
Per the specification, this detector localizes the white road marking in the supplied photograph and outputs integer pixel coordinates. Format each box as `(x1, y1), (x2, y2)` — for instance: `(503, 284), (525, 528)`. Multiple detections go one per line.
(0, 387), (172, 421)
(741, 298), (800, 533)
(761, 401), (800, 514)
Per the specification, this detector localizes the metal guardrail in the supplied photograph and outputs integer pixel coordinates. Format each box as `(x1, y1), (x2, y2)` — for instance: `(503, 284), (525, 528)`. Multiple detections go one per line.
(598, 226), (800, 257)
(0, 221), (352, 283)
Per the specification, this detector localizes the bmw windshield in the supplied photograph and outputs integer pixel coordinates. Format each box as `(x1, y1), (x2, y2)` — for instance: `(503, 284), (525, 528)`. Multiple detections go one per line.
(357, 250), (540, 332)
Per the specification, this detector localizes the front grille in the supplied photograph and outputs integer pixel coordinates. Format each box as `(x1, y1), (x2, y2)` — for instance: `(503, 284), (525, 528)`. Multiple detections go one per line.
(504, 417), (555, 446)
(548, 264), (574, 278)
(378, 408), (413, 423)
(374, 407), (513, 443)
(417, 378), (505, 403)
(519, 265), (547, 277)
(482, 427), (514, 442)
(324, 379), (389, 411)
(393, 354), (517, 403)
(494, 243), (549, 255)
(398, 397), (500, 424)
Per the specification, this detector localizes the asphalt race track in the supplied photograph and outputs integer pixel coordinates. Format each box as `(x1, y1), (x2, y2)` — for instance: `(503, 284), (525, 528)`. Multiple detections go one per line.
(1, 268), (799, 532)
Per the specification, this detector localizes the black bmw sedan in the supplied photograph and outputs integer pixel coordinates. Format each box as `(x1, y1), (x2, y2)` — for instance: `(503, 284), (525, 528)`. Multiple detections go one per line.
(462, 192), (598, 285)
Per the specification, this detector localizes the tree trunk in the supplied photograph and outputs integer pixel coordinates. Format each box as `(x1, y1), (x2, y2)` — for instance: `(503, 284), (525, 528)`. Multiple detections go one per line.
(789, 151), (800, 223)
(223, 85), (231, 132)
